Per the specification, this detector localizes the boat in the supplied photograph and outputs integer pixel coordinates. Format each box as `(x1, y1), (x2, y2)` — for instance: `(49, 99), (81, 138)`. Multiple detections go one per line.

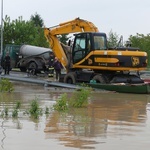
(87, 82), (150, 94)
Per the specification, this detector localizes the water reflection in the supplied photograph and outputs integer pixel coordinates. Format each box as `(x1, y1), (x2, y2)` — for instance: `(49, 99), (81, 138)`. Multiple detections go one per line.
(44, 92), (149, 149)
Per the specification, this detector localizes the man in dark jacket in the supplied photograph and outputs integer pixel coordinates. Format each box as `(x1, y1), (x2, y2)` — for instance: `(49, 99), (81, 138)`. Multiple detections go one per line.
(4, 52), (11, 75)
(48, 52), (54, 77)
(52, 57), (63, 81)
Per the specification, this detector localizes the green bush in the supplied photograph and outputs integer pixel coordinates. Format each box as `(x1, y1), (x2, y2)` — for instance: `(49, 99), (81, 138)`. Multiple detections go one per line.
(12, 101), (21, 118)
(53, 86), (91, 111)
(4, 107), (9, 116)
(53, 93), (68, 111)
(15, 101), (21, 109)
(69, 87), (91, 108)
(28, 99), (42, 119)
(0, 78), (14, 92)
(12, 108), (18, 118)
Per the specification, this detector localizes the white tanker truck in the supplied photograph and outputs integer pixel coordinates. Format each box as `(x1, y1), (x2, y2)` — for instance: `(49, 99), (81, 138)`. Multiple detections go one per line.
(2, 44), (53, 73)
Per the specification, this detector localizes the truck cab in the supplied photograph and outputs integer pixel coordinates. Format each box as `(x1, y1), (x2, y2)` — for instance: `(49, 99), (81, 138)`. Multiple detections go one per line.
(1, 44), (21, 69)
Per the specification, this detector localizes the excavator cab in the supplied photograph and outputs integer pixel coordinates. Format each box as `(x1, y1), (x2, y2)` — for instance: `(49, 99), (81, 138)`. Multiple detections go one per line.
(72, 32), (107, 64)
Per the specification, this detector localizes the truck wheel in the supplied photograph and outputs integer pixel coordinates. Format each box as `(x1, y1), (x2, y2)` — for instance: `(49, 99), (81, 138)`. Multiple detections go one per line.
(20, 67), (27, 72)
(92, 75), (106, 83)
(28, 62), (37, 70)
(64, 72), (76, 84)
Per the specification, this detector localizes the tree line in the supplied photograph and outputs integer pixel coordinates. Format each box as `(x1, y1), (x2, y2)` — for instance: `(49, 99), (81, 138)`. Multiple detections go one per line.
(0, 13), (150, 66)
(0, 13), (69, 49)
(1, 13), (49, 48)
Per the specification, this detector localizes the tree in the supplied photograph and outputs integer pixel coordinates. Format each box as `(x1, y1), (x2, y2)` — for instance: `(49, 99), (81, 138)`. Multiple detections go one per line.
(129, 33), (150, 51)
(30, 12), (44, 27)
(3, 15), (14, 45)
(129, 33), (150, 67)
(57, 34), (70, 45)
(107, 30), (119, 48)
(2, 15), (48, 47)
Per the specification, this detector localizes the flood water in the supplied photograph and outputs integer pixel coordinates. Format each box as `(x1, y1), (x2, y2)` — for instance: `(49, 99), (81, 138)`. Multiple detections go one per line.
(0, 82), (150, 150)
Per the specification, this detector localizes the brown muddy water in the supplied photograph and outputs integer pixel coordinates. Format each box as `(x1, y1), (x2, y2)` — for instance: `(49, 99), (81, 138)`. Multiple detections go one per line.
(0, 82), (150, 150)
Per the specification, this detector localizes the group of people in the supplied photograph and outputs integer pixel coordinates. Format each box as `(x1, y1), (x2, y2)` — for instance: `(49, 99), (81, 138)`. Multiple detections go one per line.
(48, 52), (63, 81)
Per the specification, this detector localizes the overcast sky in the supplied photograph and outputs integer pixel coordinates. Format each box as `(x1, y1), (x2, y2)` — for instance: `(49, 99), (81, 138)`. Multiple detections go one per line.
(2, 0), (150, 41)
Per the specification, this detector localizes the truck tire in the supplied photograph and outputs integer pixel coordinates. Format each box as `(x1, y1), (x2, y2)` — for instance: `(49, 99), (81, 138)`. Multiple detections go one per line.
(20, 67), (27, 72)
(64, 72), (76, 84)
(28, 62), (37, 70)
(92, 74), (106, 83)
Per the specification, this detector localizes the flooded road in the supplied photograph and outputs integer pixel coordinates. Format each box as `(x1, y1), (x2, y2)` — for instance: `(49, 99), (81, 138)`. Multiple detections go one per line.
(0, 82), (150, 150)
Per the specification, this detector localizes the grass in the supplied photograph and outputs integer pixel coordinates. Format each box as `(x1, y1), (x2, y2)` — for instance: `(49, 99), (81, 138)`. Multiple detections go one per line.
(0, 78), (14, 92)
(12, 101), (21, 118)
(0, 98), (50, 119)
(4, 107), (9, 116)
(12, 108), (18, 118)
(53, 85), (92, 111)
(28, 99), (42, 119)
(53, 93), (68, 111)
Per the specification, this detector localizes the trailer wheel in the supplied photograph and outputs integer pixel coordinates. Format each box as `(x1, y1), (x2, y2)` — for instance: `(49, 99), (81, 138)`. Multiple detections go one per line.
(92, 74), (106, 83)
(64, 72), (76, 84)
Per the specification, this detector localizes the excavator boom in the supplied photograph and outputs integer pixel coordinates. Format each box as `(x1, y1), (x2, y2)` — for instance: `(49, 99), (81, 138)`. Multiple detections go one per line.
(48, 17), (99, 35)
(44, 18), (99, 68)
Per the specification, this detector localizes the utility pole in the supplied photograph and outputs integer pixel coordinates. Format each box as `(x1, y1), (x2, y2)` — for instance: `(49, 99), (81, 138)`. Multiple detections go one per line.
(1, 0), (3, 55)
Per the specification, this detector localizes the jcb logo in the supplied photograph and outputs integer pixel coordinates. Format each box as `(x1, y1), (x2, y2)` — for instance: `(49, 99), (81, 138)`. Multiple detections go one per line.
(132, 57), (139, 66)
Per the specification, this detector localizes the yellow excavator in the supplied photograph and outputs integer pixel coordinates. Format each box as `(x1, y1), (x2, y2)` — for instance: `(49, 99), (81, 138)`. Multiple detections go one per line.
(44, 17), (148, 84)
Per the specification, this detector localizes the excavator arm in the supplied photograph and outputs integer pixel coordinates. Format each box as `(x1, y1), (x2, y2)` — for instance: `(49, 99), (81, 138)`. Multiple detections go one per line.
(44, 18), (99, 69)
(46, 17), (99, 35)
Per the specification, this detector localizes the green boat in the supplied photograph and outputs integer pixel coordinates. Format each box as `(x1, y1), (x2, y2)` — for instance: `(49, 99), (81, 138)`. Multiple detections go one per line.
(87, 82), (150, 94)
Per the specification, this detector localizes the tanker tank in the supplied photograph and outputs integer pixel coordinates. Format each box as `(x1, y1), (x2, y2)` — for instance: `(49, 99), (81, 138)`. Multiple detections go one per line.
(19, 45), (52, 57)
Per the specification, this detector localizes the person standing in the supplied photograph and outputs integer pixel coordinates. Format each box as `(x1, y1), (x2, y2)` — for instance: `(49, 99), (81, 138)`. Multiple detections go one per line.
(52, 57), (63, 81)
(48, 52), (54, 77)
(4, 52), (11, 75)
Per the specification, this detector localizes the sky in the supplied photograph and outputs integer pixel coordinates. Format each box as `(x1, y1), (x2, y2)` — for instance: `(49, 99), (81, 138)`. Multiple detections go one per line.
(2, 0), (150, 41)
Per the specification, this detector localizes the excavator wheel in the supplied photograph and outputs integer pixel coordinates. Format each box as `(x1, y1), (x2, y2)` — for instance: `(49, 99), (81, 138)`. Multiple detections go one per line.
(92, 74), (106, 83)
(64, 72), (76, 84)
